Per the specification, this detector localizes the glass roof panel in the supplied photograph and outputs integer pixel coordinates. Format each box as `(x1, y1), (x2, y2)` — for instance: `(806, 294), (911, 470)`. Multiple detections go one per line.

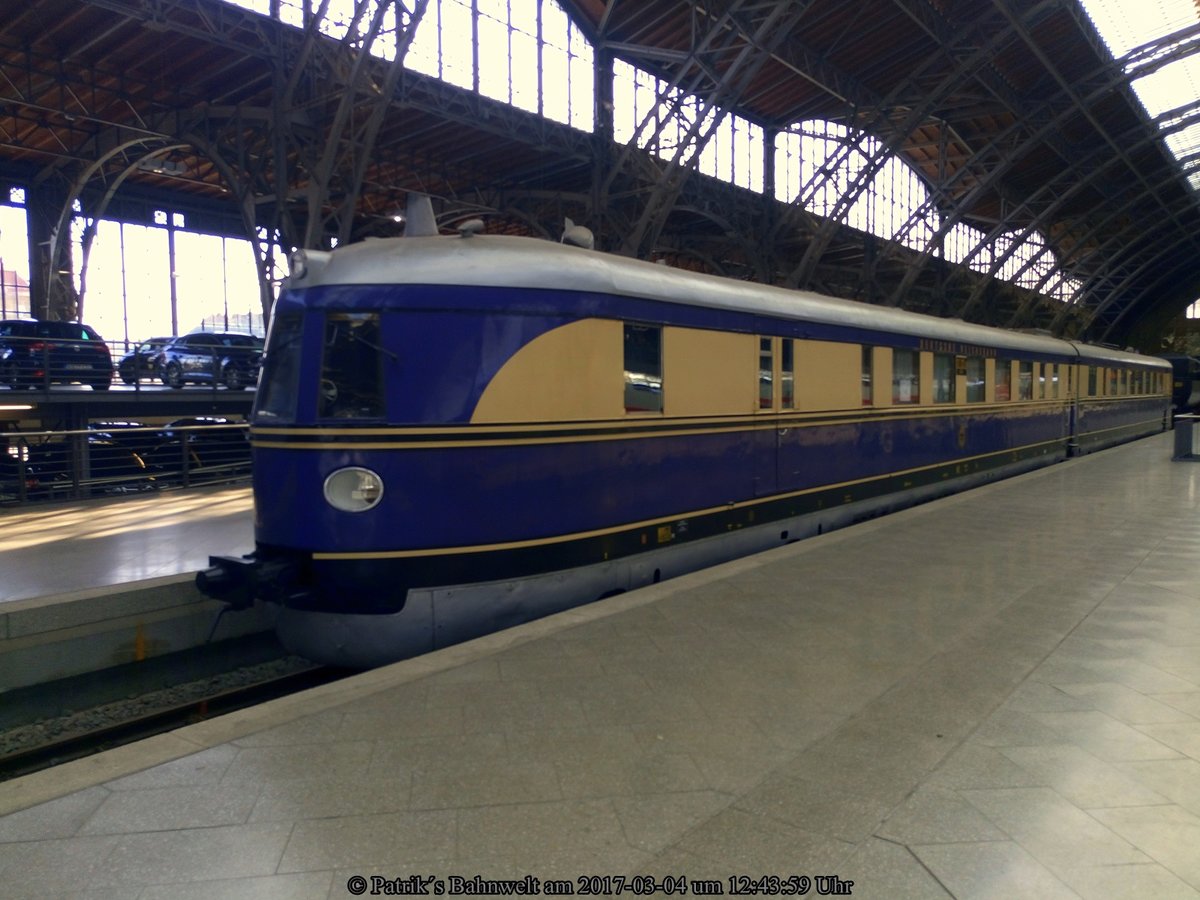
(1081, 0), (1200, 189)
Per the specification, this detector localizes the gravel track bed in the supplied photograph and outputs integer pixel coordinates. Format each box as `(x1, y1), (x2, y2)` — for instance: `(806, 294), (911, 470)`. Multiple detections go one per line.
(0, 655), (316, 759)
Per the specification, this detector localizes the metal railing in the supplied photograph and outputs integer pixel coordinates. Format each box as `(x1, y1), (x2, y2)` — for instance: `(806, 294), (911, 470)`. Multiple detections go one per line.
(0, 420), (251, 504)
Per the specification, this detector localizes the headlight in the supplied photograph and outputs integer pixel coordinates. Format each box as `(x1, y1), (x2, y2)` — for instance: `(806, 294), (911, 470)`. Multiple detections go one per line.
(323, 467), (385, 512)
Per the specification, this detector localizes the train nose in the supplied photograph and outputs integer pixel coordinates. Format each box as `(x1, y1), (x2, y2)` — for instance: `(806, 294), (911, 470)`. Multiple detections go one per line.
(197, 554), (308, 609)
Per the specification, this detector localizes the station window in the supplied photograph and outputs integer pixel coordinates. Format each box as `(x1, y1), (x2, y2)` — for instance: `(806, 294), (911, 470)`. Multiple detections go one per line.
(965, 357), (985, 402)
(781, 340), (795, 409)
(319, 312), (385, 419)
(933, 353), (956, 403)
(758, 337), (773, 409)
(893, 349), (919, 404)
(861, 345), (873, 406)
(1018, 361), (1033, 400)
(624, 323), (663, 413)
(995, 359), (1011, 401)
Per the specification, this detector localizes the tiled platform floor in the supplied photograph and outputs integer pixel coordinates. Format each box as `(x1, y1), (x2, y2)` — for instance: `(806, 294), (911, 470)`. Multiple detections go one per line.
(0, 485), (253, 603)
(2, 432), (1199, 898)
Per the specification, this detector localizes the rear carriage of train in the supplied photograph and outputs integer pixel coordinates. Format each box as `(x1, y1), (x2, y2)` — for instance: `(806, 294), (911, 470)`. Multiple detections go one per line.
(244, 234), (1170, 665)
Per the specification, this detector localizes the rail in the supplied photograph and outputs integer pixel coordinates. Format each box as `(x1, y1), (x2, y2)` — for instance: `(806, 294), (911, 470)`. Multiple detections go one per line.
(0, 419), (251, 504)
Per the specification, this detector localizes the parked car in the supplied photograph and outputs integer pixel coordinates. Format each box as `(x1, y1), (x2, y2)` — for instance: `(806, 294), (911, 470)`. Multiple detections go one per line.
(143, 416), (251, 476)
(116, 337), (172, 384)
(0, 319), (113, 391)
(158, 332), (263, 390)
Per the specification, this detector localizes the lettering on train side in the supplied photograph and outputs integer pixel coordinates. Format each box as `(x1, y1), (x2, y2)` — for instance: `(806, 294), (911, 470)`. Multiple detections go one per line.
(917, 338), (997, 357)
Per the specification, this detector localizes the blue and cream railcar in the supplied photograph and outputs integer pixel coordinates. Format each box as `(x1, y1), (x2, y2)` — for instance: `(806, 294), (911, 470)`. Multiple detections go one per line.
(202, 228), (1171, 667)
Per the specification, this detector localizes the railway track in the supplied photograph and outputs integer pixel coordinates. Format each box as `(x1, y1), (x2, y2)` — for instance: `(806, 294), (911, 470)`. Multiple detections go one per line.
(0, 645), (350, 781)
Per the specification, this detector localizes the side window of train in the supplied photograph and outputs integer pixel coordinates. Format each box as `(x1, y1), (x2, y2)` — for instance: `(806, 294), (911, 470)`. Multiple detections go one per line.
(933, 353), (956, 403)
(624, 323), (663, 413)
(861, 345), (873, 406)
(995, 359), (1011, 401)
(781, 339), (795, 410)
(757, 337), (797, 411)
(966, 357), (985, 402)
(892, 349), (919, 404)
(1088, 366), (1098, 396)
(319, 312), (385, 419)
(758, 338), (773, 409)
(1018, 361), (1033, 400)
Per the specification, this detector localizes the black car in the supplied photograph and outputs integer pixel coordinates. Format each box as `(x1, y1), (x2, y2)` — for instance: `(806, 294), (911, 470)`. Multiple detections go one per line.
(157, 332), (264, 390)
(0, 319), (113, 391)
(117, 337), (172, 384)
(143, 416), (251, 476)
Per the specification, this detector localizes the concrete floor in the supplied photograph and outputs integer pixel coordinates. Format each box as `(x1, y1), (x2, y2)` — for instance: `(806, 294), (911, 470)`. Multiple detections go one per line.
(2, 432), (1199, 898)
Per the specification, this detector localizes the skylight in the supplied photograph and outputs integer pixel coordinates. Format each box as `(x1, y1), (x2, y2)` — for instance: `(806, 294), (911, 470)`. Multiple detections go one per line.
(1081, 0), (1200, 190)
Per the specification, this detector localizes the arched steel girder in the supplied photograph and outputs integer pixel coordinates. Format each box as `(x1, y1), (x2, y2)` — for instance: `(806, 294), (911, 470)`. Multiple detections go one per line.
(962, 103), (1200, 326)
(296, 0), (428, 248)
(654, 200), (765, 275)
(879, 26), (1200, 321)
(780, 0), (1058, 290)
(32, 97), (301, 323)
(602, 0), (812, 261)
(1035, 126), (1200, 330)
(999, 105), (1200, 329)
(936, 103), (1200, 328)
(36, 133), (185, 320)
(1072, 227), (1200, 343)
(1042, 165), (1200, 333)
(70, 144), (189, 318)
(991, 2), (1200, 292)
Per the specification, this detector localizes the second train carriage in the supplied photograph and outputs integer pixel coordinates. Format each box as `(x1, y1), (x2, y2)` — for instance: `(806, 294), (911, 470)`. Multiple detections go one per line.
(199, 225), (1172, 667)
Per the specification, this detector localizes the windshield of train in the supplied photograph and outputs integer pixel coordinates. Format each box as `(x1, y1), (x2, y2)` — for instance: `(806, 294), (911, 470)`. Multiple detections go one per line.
(319, 312), (385, 419)
(254, 313), (304, 422)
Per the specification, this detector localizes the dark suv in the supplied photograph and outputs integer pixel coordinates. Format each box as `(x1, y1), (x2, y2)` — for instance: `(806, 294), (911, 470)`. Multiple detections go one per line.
(158, 332), (263, 390)
(116, 336), (172, 384)
(0, 319), (113, 391)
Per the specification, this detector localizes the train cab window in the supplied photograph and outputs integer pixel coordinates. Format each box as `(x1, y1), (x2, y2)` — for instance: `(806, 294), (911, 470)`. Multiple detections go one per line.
(319, 313), (385, 419)
(781, 340), (795, 409)
(255, 313), (304, 422)
(624, 323), (663, 413)
(933, 353), (956, 403)
(995, 359), (1011, 401)
(892, 349), (919, 404)
(966, 357), (985, 402)
(758, 338), (773, 409)
(861, 345), (873, 405)
(1018, 361), (1033, 400)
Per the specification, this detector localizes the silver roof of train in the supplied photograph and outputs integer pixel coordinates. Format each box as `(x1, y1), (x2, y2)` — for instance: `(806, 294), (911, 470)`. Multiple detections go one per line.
(287, 233), (1166, 368)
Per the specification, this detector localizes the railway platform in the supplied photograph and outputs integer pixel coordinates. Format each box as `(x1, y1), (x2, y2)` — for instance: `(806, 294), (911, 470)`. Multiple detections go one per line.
(2, 432), (1200, 898)
(0, 484), (260, 690)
